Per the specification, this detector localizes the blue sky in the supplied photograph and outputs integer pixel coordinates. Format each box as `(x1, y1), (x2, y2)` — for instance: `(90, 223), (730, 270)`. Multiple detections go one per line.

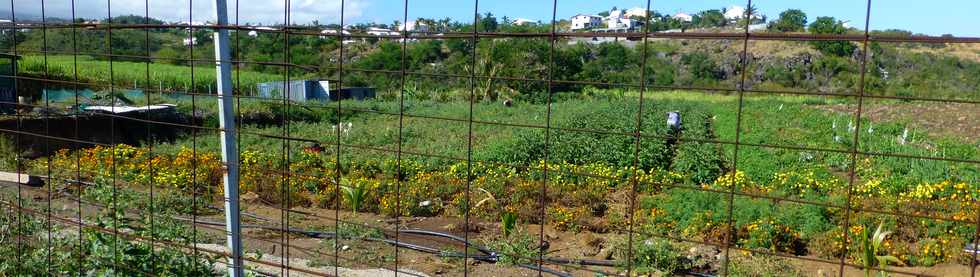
(9, 0), (979, 37)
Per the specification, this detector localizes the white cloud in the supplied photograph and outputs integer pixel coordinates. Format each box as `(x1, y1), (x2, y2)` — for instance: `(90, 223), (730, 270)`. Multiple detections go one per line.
(9, 0), (367, 25)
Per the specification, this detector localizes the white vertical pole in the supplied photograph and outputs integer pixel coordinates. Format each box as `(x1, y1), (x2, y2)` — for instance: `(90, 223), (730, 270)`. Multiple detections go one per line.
(212, 0), (243, 276)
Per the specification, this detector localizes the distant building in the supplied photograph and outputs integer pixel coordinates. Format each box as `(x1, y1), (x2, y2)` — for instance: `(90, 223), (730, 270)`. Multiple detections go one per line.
(512, 18), (536, 25)
(624, 7), (648, 19)
(748, 24), (767, 32)
(177, 20), (205, 31)
(182, 37), (197, 46)
(600, 8), (644, 31)
(256, 80), (375, 102)
(367, 27), (399, 36)
(570, 14), (602, 30)
(319, 29), (351, 39)
(608, 9), (624, 19)
(724, 5), (761, 20)
(178, 21), (206, 26)
(257, 80), (330, 102)
(672, 13), (693, 22)
(398, 21), (430, 33)
(724, 6), (746, 20)
(0, 20), (10, 35)
(606, 17), (642, 30)
(248, 26), (278, 37)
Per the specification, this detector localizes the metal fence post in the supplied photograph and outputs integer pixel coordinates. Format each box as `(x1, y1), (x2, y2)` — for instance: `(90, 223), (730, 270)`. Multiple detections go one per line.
(212, 0), (243, 276)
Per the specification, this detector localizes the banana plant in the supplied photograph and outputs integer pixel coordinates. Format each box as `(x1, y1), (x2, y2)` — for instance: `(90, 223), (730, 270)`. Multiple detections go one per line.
(340, 180), (367, 214)
(859, 223), (904, 277)
(500, 211), (518, 237)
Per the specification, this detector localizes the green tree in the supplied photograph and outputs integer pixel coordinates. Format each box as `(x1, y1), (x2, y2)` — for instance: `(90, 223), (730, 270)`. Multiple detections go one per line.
(809, 16), (857, 57)
(693, 9), (726, 28)
(478, 12), (499, 32)
(407, 40), (445, 70)
(577, 43), (636, 85)
(770, 9), (807, 32)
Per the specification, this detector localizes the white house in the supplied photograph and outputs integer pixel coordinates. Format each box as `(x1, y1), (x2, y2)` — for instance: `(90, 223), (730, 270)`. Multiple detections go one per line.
(606, 17), (641, 30)
(320, 29), (351, 35)
(248, 26), (277, 37)
(512, 18), (536, 25)
(625, 7), (647, 19)
(724, 6), (745, 20)
(178, 20), (206, 26)
(672, 12), (693, 22)
(182, 37), (197, 46)
(608, 9), (624, 19)
(367, 27), (399, 36)
(319, 29), (351, 39)
(724, 5), (760, 21)
(398, 21), (430, 33)
(570, 14), (602, 30)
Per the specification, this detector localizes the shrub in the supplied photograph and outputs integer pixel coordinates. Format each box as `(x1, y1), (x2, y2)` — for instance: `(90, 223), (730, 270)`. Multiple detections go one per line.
(739, 219), (806, 255)
(0, 134), (18, 171)
(681, 52), (722, 83)
(547, 206), (585, 232)
(727, 251), (805, 277)
(615, 237), (688, 275)
(484, 230), (539, 266)
(0, 195), (216, 276)
(644, 189), (728, 241)
(670, 142), (726, 185)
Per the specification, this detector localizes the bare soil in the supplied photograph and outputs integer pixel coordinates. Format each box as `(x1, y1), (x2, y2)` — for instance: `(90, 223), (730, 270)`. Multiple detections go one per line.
(817, 102), (979, 143)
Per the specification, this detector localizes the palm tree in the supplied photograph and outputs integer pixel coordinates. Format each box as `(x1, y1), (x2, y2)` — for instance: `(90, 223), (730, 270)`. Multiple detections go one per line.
(744, 3), (758, 18)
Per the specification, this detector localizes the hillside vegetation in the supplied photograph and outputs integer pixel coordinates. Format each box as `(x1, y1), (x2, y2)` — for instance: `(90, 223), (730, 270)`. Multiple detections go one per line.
(6, 11), (978, 102)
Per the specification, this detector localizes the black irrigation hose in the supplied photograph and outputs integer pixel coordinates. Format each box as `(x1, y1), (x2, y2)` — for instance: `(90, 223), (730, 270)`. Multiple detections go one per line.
(517, 263), (573, 277)
(543, 256), (617, 267)
(685, 271), (717, 277)
(186, 218), (575, 277)
(397, 228), (495, 255)
(205, 205), (270, 222)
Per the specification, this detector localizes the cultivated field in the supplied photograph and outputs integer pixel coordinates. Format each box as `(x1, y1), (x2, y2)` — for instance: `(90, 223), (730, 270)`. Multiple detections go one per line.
(3, 88), (976, 276)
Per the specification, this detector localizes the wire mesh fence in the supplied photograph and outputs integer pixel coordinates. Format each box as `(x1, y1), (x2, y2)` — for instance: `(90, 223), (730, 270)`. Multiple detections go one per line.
(0, 0), (977, 276)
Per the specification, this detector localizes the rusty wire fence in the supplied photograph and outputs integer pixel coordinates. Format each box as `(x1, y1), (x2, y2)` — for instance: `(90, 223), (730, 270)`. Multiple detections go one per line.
(0, 0), (978, 276)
